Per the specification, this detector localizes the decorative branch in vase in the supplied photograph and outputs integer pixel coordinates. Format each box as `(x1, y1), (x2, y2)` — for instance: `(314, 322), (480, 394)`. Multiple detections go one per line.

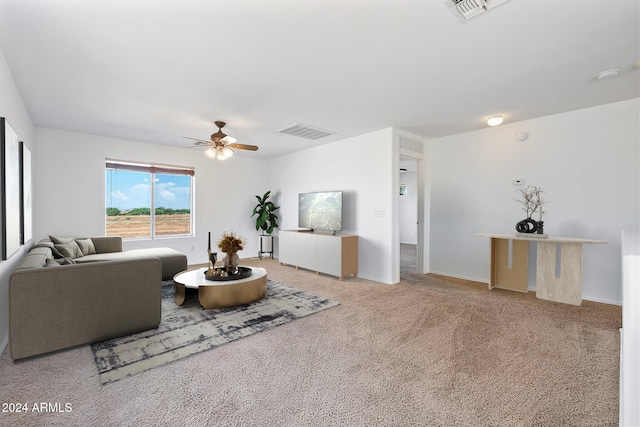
(514, 185), (549, 235)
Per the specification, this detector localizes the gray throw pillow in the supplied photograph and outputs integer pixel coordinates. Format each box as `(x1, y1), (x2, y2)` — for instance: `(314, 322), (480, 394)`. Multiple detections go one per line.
(49, 235), (83, 259)
(45, 258), (61, 267)
(75, 238), (96, 256)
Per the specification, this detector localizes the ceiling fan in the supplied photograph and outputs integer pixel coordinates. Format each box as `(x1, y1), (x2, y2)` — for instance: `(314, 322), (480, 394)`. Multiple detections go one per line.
(184, 121), (258, 160)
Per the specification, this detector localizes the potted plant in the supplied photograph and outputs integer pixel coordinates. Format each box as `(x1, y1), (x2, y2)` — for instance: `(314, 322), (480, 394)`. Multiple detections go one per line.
(252, 191), (279, 259)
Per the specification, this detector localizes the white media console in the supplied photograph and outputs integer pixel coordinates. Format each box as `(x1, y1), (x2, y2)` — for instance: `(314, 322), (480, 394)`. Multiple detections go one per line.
(279, 230), (358, 280)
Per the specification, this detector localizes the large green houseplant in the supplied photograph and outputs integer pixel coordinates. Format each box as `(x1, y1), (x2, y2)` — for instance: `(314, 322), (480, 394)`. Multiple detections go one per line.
(252, 191), (280, 235)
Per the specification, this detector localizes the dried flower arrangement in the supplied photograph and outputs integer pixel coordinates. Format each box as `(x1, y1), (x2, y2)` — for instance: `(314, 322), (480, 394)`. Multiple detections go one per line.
(515, 185), (548, 222)
(217, 230), (246, 254)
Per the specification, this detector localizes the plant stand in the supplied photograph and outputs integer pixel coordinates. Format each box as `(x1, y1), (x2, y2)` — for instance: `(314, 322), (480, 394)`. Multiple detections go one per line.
(258, 235), (274, 260)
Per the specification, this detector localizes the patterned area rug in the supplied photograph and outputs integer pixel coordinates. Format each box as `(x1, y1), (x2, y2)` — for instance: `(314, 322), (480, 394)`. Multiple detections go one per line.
(91, 279), (339, 384)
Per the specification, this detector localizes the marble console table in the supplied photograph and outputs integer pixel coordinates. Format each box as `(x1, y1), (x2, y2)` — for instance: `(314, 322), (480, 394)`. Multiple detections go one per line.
(476, 233), (606, 306)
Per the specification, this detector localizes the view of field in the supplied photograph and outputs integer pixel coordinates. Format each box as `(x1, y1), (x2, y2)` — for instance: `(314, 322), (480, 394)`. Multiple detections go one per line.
(106, 214), (191, 238)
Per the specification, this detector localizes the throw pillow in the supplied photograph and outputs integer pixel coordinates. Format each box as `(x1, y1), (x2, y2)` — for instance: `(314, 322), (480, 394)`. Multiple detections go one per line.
(75, 238), (96, 256)
(45, 258), (61, 267)
(49, 235), (83, 259)
(49, 245), (66, 259)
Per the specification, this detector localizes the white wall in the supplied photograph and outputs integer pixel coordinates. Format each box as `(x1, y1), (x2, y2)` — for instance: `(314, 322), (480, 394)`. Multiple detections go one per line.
(34, 128), (268, 265)
(399, 171), (417, 244)
(620, 229), (639, 426)
(427, 99), (640, 304)
(0, 52), (35, 353)
(267, 128), (396, 284)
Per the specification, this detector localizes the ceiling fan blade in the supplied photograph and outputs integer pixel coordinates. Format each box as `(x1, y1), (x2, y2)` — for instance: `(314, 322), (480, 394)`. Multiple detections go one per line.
(229, 143), (259, 151)
(183, 136), (211, 145)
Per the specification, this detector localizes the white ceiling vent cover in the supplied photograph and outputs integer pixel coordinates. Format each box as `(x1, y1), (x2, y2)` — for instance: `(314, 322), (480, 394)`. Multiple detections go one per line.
(399, 136), (424, 154)
(277, 123), (334, 140)
(445, 0), (511, 22)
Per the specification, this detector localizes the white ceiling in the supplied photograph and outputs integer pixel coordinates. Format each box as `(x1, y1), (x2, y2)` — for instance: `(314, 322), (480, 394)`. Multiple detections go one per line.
(0, 0), (638, 159)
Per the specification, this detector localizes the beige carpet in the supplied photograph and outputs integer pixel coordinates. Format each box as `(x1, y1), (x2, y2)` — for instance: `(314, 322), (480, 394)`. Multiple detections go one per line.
(0, 257), (621, 426)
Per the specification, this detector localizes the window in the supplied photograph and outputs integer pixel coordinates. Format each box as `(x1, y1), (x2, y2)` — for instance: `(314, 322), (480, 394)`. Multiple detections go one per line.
(105, 160), (194, 239)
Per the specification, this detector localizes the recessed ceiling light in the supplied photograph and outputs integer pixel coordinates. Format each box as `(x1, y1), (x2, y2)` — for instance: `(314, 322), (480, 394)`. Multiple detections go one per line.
(487, 115), (504, 126)
(597, 69), (620, 80)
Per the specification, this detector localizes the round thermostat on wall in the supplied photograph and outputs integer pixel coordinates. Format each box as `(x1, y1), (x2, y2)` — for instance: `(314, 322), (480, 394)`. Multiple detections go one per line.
(515, 131), (528, 141)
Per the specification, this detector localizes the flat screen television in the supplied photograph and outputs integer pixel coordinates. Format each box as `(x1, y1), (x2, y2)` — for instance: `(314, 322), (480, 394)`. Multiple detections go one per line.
(298, 191), (343, 232)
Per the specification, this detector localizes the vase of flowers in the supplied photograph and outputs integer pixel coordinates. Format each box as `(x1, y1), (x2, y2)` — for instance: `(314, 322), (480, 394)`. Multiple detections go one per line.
(217, 230), (246, 270)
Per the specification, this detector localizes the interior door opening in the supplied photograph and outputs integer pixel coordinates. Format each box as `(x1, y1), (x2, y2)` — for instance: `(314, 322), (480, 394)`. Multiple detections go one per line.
(399, 157), (419, 278)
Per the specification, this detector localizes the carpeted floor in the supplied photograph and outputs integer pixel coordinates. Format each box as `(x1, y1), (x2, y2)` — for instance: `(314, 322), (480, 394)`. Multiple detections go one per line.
(400, 243), (417, 279)
(0, 256), (621, 426)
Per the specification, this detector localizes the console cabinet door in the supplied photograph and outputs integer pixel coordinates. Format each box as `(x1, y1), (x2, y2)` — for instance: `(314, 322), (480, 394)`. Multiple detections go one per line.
(297, 234), (317, 271)
(278, 231), (297, 266)
(315, 234), (342, 277)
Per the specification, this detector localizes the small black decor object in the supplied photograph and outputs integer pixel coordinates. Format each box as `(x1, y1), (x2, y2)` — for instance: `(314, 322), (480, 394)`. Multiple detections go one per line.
(515, 219), (545, 234)
(516, 218), (537, 233)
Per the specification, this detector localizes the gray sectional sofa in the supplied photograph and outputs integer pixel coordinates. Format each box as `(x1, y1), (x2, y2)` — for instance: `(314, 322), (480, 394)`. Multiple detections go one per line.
(9, 236), (187, 360)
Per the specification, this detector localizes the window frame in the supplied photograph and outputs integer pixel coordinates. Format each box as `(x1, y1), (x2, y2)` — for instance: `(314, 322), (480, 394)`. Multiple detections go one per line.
(105, 159), (195, 239)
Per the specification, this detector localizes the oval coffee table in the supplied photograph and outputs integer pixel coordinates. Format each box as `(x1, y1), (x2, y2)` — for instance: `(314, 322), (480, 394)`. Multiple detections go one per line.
(173, 267), (267, 309)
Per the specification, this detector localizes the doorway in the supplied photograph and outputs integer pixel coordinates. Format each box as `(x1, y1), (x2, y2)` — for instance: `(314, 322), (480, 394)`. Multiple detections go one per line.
(399, 156), (420, 279)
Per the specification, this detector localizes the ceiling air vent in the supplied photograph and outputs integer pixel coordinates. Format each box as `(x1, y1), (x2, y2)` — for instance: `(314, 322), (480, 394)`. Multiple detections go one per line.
(277, 123), (334, 140)
(445, 0), (511, 22)
(399, 136), (424, 154)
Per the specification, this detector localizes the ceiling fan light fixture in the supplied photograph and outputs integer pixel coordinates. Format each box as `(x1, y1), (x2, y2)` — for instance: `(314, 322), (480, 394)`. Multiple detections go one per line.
(487, 115), (504, 126)
(206, 147), (217, 158)
(216, 149), (227, 160)
(215, 146), (233, 160)
(221, 135), (238, 144)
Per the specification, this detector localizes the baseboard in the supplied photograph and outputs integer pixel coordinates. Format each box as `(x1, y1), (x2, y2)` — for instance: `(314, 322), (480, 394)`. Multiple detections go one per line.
(581, 295), (621, 306)
(357, 274), (394, 285)
(427, 270), (488, 286)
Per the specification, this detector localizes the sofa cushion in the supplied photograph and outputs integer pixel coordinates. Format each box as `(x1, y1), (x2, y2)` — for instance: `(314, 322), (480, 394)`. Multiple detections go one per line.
(28, 247), (53, 259)
(36, 239), (55, 249)
(75, 238), (96, 256)
(75, 247), (187, 280)
(49, 236), (83, 258)
(14, 254), (48, 270)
